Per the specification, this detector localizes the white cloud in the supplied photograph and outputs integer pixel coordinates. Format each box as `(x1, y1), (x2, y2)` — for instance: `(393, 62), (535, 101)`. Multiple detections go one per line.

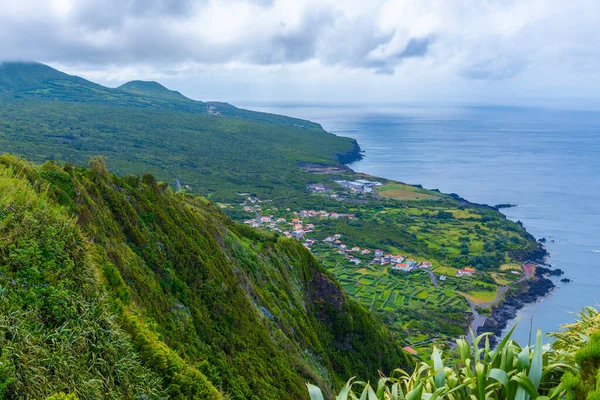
(1, 0), (599, 102)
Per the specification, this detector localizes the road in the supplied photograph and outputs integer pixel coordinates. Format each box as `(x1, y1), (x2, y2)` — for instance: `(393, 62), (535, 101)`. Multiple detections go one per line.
(463, 274), (530, 342)
(426, 269), (440, 287)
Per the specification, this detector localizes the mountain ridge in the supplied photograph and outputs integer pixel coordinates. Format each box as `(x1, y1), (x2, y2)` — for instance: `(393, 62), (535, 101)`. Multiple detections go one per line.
(0, 154), (411, 398)
(117, 80), (191, 101)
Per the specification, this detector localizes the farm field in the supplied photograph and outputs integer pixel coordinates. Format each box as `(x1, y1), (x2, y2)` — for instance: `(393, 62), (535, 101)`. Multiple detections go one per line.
(377, 183), (441, 201)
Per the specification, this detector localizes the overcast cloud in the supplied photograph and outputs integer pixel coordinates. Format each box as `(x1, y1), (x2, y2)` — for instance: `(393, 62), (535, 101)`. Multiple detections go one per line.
(1, 0), (599, 103)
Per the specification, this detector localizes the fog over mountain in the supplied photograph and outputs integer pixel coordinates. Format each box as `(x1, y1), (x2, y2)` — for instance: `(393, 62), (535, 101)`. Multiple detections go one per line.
(2, 1), (599, 104)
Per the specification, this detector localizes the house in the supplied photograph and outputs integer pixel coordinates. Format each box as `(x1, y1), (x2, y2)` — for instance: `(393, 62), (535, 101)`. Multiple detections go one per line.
(260, 216), (272, 223)
(293, 223), (303, 231)
(323, 236), (334, 243)
(292, 218), (301, 224)
(338, 250), (346, 255)
(306, 224), (315, 229)
(292, 231), (305, 240)
(349, 258), (361, 265)
(439, 275), (447, 281)
(391, 263), (412, 272)
(330, 213), (339, 218)
(374, 250), (383, 257)
(244, 206), (253, 212)
(361, 249), (371, 255)
(300, 210), (309, 218)
(351, 246), (360, 252)
(339, 244), (347, 250)
(277, 218), (286, 223)
(456, 268), (474, 277)
(391, 255), (404, 263)
(421, 261), (433, 269)
(464, 267), (476, 272)
(333, 234), (342, 239)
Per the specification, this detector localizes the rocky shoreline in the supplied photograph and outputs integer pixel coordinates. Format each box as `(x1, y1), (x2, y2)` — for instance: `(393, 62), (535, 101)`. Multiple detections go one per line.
(337, 138), (559, 346)
(477, 266), (556, 346)
(337, 139), (364, 165)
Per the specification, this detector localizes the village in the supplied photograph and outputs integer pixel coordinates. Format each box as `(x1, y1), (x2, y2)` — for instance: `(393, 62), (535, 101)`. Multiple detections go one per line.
(220, 191), (531, 353)
(233, 194), (482, 281)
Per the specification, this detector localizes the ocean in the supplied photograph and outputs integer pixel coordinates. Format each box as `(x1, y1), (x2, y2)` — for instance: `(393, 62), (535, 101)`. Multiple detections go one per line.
(240, 102), (600, 345)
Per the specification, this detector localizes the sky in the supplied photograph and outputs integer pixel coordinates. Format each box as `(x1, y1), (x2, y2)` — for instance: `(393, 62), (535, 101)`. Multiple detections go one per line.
(1, 0), (599, 105)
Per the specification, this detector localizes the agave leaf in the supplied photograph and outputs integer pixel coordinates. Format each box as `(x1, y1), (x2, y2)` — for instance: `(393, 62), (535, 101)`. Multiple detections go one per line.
(376, 377), (387, 398)
(336, 378), (356, 400)
(529, 329), (543, 389)
(431, 346), (445, 389)
(359, 385), (369, 400)
(517, 346), (531, 372)
(512, 371), (540, 400)
(456, 338), (471, 363)
(475, 362), (487, 400)
(405, 383), (423, 400)
(488, 368), (509, 388)
(391, 382), (399, 400)
(367, 385), (378, 400)
(306, 383), (325, 400)
(493, 323), (518, 369)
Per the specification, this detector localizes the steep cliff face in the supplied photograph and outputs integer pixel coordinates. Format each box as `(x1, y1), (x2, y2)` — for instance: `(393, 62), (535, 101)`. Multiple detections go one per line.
(0, 155), (410, 399)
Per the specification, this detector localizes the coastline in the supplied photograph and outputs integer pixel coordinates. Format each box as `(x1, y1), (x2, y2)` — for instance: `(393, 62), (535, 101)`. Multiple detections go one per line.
(340, 141), (555, 345)
(477, 266), (555, 345)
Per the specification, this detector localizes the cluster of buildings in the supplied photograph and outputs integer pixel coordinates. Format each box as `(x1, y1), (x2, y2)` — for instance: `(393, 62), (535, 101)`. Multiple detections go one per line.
(322, 235), (372, 264)
(243, 213), (317, 241)
(237, 193), (274, 203)
(334, 179), (382, 194)
(321, 236), (438, 273)
(306, 184), (328, 193)
(297, 209), (355, 219)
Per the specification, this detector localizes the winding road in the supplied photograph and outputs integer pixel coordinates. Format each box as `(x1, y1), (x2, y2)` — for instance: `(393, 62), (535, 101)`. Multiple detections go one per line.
(425, 266), (531, 343)
(463, 274), (529, 342)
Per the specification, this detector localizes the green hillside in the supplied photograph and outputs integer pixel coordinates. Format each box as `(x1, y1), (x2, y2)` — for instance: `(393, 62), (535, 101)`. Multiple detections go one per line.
(0, 155), (409, 399)
(0, 62), (358, 200)
(0, 62), (546, 347)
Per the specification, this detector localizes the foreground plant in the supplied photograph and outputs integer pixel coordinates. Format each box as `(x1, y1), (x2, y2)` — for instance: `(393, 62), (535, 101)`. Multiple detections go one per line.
(307, 327), (576, 400)
(551, 306), (600, 399)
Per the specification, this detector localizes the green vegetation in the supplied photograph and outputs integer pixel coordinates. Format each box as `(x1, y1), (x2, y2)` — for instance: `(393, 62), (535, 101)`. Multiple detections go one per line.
(0, 61), (545, 349)
(377, 183), (441, 201)
(307, 307), (600, 399)
(0, 155), (410, 399)
(0, 61), (358, 200)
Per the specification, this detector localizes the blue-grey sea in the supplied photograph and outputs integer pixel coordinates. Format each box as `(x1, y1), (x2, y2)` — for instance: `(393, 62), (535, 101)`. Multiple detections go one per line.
(241, 102), (600, 344)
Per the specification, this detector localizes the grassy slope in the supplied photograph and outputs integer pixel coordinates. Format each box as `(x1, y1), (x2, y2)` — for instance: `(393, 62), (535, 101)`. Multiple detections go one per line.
(0, 62), (358, 200)
(0, 155), (410, 399)
(0, 61), (544, 344)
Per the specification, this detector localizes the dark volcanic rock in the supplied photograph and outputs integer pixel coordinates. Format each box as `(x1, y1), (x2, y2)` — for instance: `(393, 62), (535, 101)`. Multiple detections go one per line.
(478, 271), (555, 346)
(495, 203), (517, 209)
(537, 266), (564, 276)
(338, 139), (363, 165)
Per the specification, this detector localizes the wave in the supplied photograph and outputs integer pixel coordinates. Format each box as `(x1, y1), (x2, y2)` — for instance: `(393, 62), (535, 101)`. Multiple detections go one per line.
(593, 249), (600, 253)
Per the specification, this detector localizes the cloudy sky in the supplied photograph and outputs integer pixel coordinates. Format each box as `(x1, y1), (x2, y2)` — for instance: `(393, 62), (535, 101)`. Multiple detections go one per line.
(2, 0), (599, 105)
